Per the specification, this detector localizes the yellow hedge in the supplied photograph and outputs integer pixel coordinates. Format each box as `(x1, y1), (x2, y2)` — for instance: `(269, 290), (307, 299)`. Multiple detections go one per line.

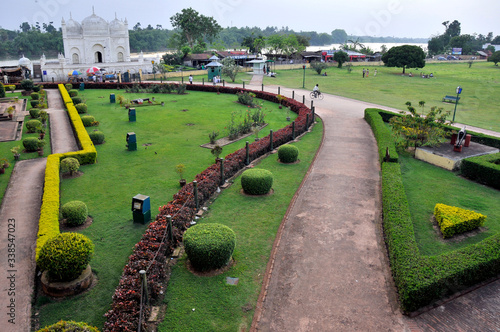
(36, 154), (62, 260)
(36, 86), (97, 261)
(434, 203), (487, 238)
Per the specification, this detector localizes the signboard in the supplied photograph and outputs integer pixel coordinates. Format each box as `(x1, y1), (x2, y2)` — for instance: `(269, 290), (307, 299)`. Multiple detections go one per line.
(43, 70), (47, 75)
(452, 48), (462, 55)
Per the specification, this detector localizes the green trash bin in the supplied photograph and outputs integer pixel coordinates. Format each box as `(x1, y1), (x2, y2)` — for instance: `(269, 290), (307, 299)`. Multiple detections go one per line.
(132, 194), (151, 224)
(126, 132), (137, 151)
(128, 108), (136, 122)
(110, 93), (116, 103)
(79, 83), (85, 91)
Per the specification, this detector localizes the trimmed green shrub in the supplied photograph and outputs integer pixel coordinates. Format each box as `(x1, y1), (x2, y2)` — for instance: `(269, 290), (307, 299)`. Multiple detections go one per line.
(184, 223), (236, 271)
(75, 103), (88, 114)
(0, 82), (5, 98)
(65, 83), (73, 91)
(241, 168), (273, 195)
(72, 96), (82, 104)
(81, 115), (96, 127)
(89, 130), (105, 145)
(20, 79), (34, 91)
(30, 100), (40, 108)
(32, 85), (41, 93)
(278, 144), (299, 163)
(26, 119), (42, 133)
(60, 157), (80, 176)
(37, 320), (100, 332)
(37, 232), (94, 282)
(31, 92), (40, 100)
(69, 89), (78, 97)
(62, 200), (88, 226)
(461, 153), (500, 189)
(364, 108), (399, 163)
(23, 137), (40, 152)
(29, 108), (41, 118)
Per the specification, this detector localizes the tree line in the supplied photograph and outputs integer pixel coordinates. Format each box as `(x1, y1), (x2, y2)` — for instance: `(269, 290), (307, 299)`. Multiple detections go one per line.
(427, 20), (499, 56)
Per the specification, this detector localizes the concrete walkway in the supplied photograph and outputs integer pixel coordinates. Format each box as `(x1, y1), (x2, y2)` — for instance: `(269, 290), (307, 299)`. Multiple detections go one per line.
(0, 89), (78, 332)
(244, 83), (500, 331)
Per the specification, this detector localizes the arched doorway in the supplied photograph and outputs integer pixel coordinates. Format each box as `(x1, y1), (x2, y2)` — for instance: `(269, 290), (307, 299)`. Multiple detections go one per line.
(95, 51), (103, 63)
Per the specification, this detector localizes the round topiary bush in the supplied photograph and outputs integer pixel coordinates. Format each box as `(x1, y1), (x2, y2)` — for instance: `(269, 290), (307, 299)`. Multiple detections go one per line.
(75, 103), (88, 114)
(69, 89), (78, 97)
(89, 130), (105, 144)
(20, 79), (34, 91)
(241, 168), (273, 195)
(37, 232), (94, 282)
(31, 92), (40, 100)
(29, 108), (41, 118)
(23, 137), (40, 152)
(81, 115), (95, 127)
(26, 119), (42, 133)
(36, 320), (100, 332)
(62, 200), (88, 226)
(0, 83), (5, 98)
(184, 223), (236, 272)
(72, 96), (82, 104)
(278, 144), (299, 163)
(61, 157), (80, 176)
(30, 100), (40, 108)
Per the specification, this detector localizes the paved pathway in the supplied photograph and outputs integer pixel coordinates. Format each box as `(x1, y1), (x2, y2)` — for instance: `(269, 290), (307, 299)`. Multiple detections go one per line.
(244, 83), (500, 331)
(0, 89), (78, 332)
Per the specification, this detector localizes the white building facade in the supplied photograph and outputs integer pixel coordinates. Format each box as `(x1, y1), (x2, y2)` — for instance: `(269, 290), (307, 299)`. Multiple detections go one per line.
(41, 10), (159, 82)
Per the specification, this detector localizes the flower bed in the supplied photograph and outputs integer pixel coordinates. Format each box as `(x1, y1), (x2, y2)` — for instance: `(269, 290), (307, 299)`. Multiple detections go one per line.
(102, 82), (313, 331)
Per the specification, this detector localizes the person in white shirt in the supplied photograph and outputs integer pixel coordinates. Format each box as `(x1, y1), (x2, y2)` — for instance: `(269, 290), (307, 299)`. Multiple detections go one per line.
(313, 84), (320, 98)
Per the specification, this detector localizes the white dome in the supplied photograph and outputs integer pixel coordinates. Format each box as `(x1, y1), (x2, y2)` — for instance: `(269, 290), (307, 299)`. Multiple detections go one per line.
(109, 18), (126, 35)
(19, 55), (31, 67)
(82, 13), (109, 36)
(66, 18), (83, 36)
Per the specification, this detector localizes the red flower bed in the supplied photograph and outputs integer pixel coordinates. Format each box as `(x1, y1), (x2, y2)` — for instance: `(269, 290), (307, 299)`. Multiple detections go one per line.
(75, 82), (314, 331)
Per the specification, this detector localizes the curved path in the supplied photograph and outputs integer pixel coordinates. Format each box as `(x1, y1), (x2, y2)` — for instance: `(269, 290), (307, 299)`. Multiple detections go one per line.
(0, 89), (78, 332)
(242, 78), (500, 331)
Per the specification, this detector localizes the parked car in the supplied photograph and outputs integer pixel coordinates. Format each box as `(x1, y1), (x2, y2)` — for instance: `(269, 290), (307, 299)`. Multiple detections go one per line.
(447, 55), (458, 60)
(437, 56), (446, 60)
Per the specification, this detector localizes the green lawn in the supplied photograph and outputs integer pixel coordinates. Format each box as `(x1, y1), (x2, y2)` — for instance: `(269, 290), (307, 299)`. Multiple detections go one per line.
(159, 118), (322, 332)
(262, 61), (500, 132)
(399, 151), (500, 256)
(35, 89), (301, 329)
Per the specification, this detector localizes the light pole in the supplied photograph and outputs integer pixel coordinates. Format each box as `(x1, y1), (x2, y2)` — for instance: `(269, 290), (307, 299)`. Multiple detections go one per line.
(302, 65), (306, 89)
(452, 86), (462, 122)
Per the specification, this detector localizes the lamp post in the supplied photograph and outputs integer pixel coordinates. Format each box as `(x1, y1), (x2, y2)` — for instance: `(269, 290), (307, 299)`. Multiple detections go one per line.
(452, 86), (462, 122)
(302, 65), (306, 89)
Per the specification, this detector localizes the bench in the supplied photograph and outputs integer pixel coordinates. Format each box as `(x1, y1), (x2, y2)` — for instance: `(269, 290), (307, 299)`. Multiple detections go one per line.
(443, 95), (460, 103)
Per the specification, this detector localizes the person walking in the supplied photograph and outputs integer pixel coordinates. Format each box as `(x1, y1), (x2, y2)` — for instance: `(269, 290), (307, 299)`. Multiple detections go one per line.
(362, 68), (366, 78)
(374, 69), (377, 77)
(189, 75), (193, 84)
(366, 69), (369, 78)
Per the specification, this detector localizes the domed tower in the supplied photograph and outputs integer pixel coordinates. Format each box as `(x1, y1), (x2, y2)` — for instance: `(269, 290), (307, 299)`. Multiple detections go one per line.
(109, 13), (131, 63)
(62, 13), (84, 64)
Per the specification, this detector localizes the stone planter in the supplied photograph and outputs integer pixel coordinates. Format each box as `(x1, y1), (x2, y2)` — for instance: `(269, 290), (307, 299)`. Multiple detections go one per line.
(41, 264), (93, 297)
(179, 179), (187, 187)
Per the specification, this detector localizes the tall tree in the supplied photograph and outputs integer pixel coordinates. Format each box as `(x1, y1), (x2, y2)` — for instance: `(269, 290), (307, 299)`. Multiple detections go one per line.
(220, 57), (240, 82)
(170, 7), (222, 49)
(381, 45), (425, 74)
(333, 51), (349, 68)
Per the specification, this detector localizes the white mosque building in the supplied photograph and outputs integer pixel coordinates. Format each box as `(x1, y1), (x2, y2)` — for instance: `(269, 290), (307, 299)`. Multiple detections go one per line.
(41, 9), (159, 82)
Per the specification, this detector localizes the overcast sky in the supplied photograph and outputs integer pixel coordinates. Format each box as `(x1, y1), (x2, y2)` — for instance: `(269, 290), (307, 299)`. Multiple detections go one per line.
(1, 0), (498, 39)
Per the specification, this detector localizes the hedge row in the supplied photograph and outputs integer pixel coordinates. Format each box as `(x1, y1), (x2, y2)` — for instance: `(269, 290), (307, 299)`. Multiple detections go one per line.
(461, 153), (500, 189)
(36, 154), (62, 260)
(36, 86), (98, 259)
(103, 83), (314, 331)
(377, 124), (500, 313)
(434, 203), (486, 238)
(364, 108), (399, 163)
